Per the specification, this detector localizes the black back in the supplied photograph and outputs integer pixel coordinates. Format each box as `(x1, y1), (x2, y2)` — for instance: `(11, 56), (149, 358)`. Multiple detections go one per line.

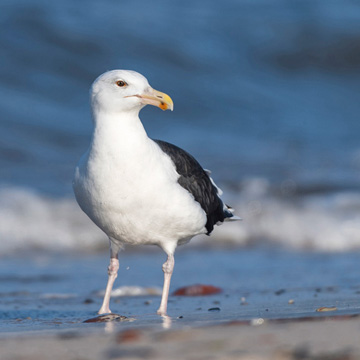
(154, 139), (225, 235)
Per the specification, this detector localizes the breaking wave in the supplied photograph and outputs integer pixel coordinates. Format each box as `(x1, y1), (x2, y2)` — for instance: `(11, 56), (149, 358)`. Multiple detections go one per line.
(1, 180), (360, 255)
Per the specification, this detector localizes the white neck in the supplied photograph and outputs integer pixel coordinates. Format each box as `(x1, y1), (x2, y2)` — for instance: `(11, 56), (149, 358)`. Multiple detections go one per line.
(89, 109), (150, 160)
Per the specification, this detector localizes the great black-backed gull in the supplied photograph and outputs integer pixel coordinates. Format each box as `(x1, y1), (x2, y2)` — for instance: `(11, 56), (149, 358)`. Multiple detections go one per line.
(73, 70), (240, 316)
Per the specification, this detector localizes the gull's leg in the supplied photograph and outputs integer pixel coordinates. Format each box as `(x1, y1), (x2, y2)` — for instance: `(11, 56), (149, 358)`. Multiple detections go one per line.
(98, 249), (119, 315)
(157, 253), (175, 316)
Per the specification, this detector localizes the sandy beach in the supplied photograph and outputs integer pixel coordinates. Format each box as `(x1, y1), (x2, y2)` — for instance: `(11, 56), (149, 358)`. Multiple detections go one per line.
(2, 315), (360, 360)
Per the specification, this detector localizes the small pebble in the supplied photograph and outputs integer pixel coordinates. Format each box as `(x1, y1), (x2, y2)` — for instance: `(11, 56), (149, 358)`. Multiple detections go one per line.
(275, 289), (286, 296)
(83, 298), (94, 304)
(208, 307), (221, 312)
(288, 299), (295, 304)
(316, 306), (337, 312)
(240, 297), (248, 305)
(250, 318), (265, 326)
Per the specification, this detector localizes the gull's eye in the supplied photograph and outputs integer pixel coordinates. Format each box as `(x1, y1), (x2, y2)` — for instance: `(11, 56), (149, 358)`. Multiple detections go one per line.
(116, 80), (127, 87)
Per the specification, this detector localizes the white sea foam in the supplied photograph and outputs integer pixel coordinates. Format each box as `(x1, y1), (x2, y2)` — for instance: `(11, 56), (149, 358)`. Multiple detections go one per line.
(0, 186), (104, 254)
(0, 182), (360, 255)
(209, 178), (360, 252)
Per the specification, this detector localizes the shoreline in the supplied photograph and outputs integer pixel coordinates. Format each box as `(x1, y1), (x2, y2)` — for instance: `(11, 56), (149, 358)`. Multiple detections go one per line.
(2, 248), (360, 358)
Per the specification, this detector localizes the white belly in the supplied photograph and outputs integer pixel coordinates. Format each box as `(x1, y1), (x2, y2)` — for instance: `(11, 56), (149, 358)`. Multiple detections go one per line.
(73, 142), (207, 249)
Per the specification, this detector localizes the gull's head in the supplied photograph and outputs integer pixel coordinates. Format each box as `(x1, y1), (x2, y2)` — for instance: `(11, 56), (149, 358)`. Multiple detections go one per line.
(90, 70), (173, 115)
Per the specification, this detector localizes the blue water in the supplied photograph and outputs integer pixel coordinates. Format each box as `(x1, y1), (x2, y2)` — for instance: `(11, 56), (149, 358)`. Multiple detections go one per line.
(1, 0), (360, 253)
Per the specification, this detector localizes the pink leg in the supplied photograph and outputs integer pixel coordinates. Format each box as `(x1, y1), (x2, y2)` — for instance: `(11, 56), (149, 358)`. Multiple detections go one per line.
(157, 254), (175, 316)
(98, 256), (119, 314)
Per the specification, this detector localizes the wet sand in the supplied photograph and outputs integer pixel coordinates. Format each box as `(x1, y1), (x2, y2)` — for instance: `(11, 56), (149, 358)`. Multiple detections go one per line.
(1, 248), (360, 359)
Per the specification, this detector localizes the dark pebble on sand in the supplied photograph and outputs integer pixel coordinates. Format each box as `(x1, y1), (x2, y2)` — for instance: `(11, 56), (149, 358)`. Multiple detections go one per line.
(275, 289), (286, 296)
(208, 307), (221, 312)
(83, 298), (94, 304)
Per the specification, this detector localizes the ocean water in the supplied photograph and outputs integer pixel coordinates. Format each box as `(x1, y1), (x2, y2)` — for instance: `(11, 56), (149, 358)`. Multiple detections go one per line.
(1, 0), (360, 254)
(1, 248), (360, 333)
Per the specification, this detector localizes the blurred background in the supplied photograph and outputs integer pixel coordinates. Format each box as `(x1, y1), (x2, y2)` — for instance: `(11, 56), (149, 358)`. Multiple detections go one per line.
(1, 0), (360, 254)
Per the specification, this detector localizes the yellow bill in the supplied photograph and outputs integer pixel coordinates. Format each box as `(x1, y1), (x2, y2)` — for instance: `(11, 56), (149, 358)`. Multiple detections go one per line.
(138, 89), (174, 111)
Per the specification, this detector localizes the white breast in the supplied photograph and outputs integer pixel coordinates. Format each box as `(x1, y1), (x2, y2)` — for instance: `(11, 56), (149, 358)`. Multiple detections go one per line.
(73, 128), (207, 250)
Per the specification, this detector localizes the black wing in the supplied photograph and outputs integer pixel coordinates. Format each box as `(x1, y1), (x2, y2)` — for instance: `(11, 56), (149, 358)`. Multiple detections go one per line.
(154, 139), (226, 235)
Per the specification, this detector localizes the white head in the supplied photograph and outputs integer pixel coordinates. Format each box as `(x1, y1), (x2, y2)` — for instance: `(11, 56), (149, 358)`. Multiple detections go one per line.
(90, 70), (173, 116)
